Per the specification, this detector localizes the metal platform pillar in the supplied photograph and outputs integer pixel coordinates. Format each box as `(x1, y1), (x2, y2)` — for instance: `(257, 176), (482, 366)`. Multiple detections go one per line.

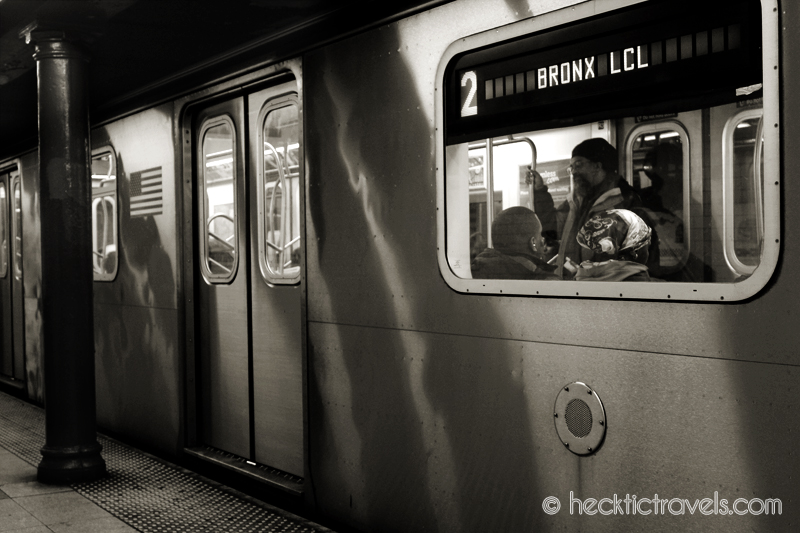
(20, 25), (106, 484)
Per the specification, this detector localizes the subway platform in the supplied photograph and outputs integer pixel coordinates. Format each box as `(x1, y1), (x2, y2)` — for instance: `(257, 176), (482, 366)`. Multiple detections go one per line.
(0, 391), (333, 533)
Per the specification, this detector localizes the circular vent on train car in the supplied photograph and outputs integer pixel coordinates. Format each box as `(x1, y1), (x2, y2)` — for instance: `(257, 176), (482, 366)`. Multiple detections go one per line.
(554, 382), (606, 455)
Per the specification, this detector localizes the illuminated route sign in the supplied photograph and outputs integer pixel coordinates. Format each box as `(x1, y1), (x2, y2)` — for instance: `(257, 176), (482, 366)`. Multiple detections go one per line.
(445, 0), (761, 144)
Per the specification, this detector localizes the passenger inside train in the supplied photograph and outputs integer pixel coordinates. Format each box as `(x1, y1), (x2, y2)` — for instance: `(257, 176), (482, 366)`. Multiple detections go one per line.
(573, 209), (654, 282)
(470, 206), (558, 280)
(469, 231), (486, 263)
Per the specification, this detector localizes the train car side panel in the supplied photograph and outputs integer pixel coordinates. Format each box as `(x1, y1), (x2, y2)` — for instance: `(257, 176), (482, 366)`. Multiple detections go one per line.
(780, 0), (800, 321)
(91, 104), (178, 310)
(92, 104), (182, 454)
(94, 304), (181, 452)
(309, 323), (797, 532)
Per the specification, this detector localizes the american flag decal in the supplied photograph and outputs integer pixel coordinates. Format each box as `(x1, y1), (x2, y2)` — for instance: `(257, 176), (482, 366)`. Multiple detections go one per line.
(130, 167), (163, 217)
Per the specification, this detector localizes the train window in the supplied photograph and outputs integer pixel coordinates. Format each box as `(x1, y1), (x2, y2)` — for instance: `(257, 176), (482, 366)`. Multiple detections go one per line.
(91, 148), (118, 281)
(723, 108), (764, 277)
(0, 182), (6, 278)
(437, 0), (779, 301)
(257, 96), (301, 284)
(12, 180), (22, 282)
(199, 116), (239, 283)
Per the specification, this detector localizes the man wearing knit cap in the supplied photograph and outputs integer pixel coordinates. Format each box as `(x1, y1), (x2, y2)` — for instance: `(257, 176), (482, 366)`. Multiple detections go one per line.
(534, 138), (651, 278)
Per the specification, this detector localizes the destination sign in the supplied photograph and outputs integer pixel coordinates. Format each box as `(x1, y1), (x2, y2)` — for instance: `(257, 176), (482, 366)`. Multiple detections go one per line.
(462, 25), (735, 117)
(446, 0), (762, 144)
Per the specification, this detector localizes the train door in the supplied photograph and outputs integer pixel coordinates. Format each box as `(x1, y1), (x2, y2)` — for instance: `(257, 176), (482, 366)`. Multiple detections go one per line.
(0, 171), (10, 379)
(0, 169), (25, 385)
(194, 76), (304, 480)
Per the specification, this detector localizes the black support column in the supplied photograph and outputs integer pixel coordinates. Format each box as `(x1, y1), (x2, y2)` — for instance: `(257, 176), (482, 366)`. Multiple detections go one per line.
(21, 26), (105, 484)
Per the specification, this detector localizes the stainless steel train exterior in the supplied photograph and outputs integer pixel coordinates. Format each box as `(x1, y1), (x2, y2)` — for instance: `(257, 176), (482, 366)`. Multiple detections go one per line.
(0, 0), (798, 531)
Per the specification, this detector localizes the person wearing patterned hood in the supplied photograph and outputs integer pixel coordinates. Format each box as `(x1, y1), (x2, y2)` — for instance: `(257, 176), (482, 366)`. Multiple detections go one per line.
(574, 209), (654, 282)
(471, 206), (558, 280)
(533, 138), (656, 278)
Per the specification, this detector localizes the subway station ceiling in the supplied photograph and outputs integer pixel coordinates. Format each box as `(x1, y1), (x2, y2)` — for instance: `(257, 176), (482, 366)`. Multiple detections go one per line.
(0, 0), (447, 161)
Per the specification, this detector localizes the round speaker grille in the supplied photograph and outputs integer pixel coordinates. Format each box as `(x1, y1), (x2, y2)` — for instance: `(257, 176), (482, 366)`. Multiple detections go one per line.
(565, 399), (593, 437)
(553, 381), (606, 456)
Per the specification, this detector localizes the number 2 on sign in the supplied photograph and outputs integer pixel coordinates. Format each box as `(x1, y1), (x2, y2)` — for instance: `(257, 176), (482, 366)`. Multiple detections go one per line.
(461, 71), (478, 117)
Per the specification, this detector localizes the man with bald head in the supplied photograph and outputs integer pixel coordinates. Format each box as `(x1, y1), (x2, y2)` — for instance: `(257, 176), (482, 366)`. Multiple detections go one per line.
(471, 206), (558, 280)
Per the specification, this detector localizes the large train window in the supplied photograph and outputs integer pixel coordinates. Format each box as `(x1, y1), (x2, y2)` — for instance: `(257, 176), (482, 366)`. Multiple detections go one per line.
(257, 96), (301, 284)
(437, 0), (779, 301)
(199, 116), (239, 282)
(0, 181), (6, 278)
(91, 148), (118, 281)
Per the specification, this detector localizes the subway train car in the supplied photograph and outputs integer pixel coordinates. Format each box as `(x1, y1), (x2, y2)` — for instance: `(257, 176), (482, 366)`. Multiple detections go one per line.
(0, 0), (798, 531)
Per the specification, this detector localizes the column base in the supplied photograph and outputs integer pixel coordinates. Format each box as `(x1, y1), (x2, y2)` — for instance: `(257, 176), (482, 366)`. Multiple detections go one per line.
(38, 442), (106, 484)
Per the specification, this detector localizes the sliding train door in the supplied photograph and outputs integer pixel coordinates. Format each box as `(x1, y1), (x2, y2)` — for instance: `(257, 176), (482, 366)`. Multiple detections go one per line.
(196, 96), (250, 459)
(194, 76), (304, 480)
(246, 85), (303, 475)
(0, 171), (10, 378)
(0, 169), (25, 385)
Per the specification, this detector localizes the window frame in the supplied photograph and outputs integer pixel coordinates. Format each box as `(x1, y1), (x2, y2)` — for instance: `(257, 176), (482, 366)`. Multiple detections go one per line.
(434, 0), (781, 302)
(198, 114), (240, 284)
(91, 146), (119, 282)
(256, 94), (301, 285)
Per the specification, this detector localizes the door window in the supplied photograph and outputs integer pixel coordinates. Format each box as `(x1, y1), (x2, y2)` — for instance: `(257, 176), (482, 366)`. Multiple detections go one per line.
(626, 124), (690, 278)
(0, 182), (7, 278)
(258, 98), (301, 284)
(199, 117), (239, 282)
(91, 149), (118, 280)
(724, 109), (763, 276)
(12, 181), (22, 282)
